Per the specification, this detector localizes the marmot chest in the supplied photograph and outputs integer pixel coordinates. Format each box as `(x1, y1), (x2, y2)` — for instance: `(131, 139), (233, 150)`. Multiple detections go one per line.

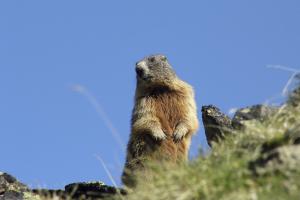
(152, 92), (186, 135)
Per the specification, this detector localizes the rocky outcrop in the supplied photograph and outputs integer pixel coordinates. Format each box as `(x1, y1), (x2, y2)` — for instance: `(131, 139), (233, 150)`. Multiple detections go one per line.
(0, 172), (31, 200)
(63, 182), (126, 199)
(201, 84), (300, 180)
(231, 104), (278, 129)
(201, 105), (233, 147)
(287, 73), (300, 106)
(32, 182), (126, 199)
(202, 104), (279, 146)
(0, 173), (126, 200)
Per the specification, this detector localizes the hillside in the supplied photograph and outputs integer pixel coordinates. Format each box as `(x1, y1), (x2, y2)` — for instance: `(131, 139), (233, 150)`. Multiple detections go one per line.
(127, 85), (300, 200)
(1, 85), (300, 200)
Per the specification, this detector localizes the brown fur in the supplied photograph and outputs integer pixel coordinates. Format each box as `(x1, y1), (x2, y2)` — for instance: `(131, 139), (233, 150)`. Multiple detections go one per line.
(122, 56), (199, 187)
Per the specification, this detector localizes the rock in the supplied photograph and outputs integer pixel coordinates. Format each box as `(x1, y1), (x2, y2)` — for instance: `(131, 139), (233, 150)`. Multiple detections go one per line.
(32, 182), (127, 199)
(0, 172), (126, 200)
(232, 105), (278, 129)
(250, 124), (300, 176)
(202, 104), (279, 147)
(201, 105), (233, 147)
(287, 130), (300, 145)
(0, 172), (29, 200)
(250, 144), (300, 176)
(0, 191), (23, 200)
(287, 81), (300, 106)
(260, 127), (300, 155)
(0, 172), (28, 192)
(64, 182), (126, 199)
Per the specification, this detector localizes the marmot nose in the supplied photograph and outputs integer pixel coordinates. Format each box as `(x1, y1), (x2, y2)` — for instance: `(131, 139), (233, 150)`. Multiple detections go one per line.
(135, 67), (144, 77)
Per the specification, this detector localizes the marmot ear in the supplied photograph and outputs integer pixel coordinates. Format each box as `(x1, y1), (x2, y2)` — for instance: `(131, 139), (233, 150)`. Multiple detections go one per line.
(161, 56), (167, 61)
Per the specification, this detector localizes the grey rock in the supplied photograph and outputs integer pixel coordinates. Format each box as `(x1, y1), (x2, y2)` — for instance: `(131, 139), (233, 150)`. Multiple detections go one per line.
(32, 182), (127, 199)
(64, 182), (126, 199)
(250, 144), (300, 176)
(201, 105), (233, 147)
(201, 104), (279, 147)
(232, 104), (278, 129)
(285, 127), (300, 145)
(0, 173), (28, 200)
(249, 124), (300, 176)
(0, 172), (126, 200)
(0, 191), (23, 200)
(288, 81), (300, 106)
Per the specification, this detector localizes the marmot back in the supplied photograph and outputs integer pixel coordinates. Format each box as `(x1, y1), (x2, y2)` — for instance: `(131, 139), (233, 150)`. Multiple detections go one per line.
(122, 54), (199, 187)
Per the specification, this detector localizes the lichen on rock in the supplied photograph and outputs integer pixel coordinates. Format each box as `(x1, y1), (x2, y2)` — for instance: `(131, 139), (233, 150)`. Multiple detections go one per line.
(201, 105), (233, 147)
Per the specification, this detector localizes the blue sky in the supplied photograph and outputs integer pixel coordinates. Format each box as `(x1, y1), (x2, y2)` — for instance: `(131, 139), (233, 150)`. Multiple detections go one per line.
(0, 1), (299, 189)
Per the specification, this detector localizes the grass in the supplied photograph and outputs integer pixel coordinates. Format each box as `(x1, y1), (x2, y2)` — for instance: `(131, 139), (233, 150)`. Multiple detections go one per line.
(125, 88), (300, 200)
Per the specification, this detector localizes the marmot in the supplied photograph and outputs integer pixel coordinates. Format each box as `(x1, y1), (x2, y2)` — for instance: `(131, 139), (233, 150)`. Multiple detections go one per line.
(122, 54), (199, 187)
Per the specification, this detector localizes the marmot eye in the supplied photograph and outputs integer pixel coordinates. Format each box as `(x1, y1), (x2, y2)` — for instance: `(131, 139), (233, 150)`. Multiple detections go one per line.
(161, 56), (167, 61)
(149, 57), (155, 63)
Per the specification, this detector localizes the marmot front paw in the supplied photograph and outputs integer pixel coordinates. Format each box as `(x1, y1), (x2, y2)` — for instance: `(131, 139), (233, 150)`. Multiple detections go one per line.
(173, 131), (186, 142)
(152, 129), (167, 140)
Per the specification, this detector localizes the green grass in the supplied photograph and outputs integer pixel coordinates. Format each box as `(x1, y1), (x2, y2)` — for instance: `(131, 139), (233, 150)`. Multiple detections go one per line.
(126, 97), (300, 200)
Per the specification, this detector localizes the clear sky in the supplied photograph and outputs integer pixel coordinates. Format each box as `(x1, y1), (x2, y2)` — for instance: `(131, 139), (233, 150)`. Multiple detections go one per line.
(1, 1), (299, 189)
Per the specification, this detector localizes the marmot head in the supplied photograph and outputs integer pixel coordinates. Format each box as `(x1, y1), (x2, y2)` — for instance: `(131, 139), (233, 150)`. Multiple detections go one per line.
(135, 54), (176, 87)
